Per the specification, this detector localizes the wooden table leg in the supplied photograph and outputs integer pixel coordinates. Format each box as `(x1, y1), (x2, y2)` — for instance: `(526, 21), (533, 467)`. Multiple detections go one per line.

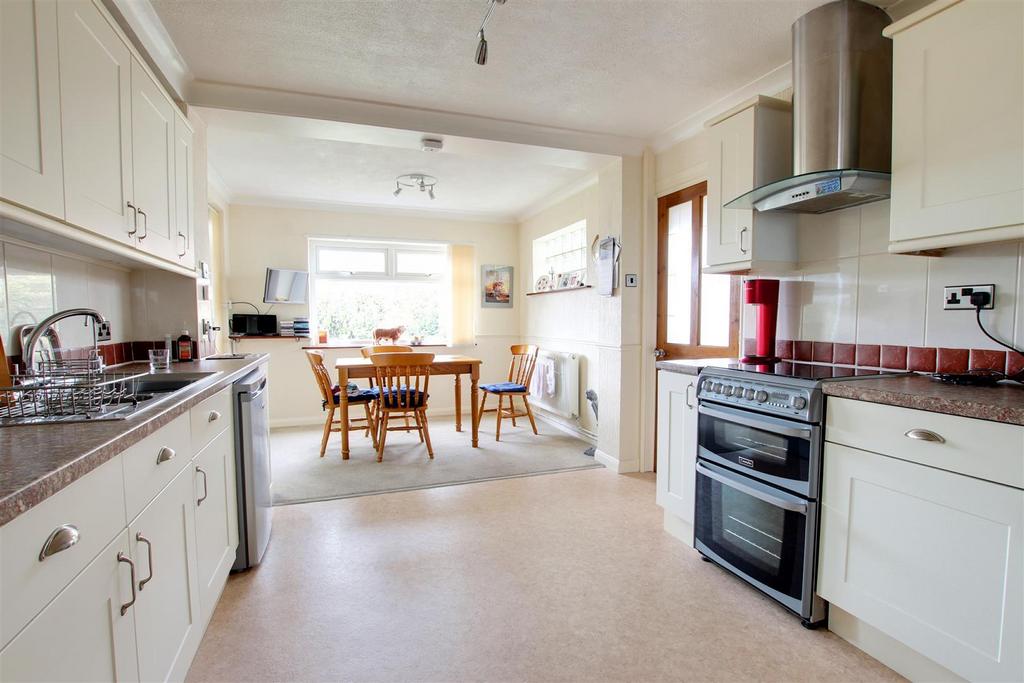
(470, 365), (480, 448)
(338, 366), (350, 460)
(454, 374), (463, 432)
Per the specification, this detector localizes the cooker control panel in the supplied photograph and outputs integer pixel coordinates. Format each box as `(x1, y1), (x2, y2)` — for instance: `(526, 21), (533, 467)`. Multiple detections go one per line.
(696, 373), (818, 422)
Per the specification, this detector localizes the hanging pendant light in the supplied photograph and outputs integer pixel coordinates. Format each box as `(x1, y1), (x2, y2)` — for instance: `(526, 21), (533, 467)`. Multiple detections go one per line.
(474, 0), (506, 65)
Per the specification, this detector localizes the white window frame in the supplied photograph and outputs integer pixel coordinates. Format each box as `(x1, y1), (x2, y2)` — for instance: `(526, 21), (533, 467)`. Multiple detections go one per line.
(532, 219), (588, 286)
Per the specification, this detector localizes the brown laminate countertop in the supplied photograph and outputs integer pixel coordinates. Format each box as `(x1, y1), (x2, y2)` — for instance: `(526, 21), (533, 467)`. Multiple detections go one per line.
(823, 374), (1024, 426)
(0, 354), (268, 527)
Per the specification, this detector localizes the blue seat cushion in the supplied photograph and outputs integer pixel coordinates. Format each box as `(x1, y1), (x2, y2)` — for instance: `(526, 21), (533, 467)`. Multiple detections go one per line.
(379, 388), (428, 408)
(481, 382), (528, 393)
(328, 388), (377, 407)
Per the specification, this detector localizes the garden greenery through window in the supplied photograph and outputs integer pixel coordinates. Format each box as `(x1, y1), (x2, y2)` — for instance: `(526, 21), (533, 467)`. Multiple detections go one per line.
(309, 238), (450, 345)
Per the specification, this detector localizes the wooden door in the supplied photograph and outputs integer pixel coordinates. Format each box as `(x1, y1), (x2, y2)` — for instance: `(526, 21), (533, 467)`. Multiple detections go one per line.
(130, 57), (176, 261)
(0, 531), (140, 682)
(129, 466), (200, 683)
(57, 0), (134, 243)
(1, 0), (65, 218)
(194, 429), (238, 622)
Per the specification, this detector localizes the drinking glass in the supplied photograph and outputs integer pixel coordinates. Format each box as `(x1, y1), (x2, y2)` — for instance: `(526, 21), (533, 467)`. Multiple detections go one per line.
(148, 349), (170, 371)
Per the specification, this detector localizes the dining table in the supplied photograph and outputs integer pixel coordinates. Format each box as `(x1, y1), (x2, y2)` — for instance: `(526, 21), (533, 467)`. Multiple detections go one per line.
(335, 354), (483, 459)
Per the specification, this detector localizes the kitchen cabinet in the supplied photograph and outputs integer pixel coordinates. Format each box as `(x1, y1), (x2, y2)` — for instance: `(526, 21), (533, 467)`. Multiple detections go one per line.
(0, 531), (140, 683)
(173, 114), (197, 268)
(886, 0), (1024, 251)
(194, 429), (239, 621)
(655, 370), (698, 543)
(129, 465), (202, 683)
(0, 0), (65, 219)
(704, 96), (797, 274)
(819, 398), (1023, 682)
(56, 0), (134, 244)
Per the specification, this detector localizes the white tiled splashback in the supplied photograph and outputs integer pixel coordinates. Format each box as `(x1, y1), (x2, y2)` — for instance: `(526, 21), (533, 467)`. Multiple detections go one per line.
(743, 201), (1024, 351)
(0, 240), (132, 354)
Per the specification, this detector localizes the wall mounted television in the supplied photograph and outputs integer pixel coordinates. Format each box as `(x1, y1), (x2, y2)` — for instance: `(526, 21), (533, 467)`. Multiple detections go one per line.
(263, 268), (309, 304)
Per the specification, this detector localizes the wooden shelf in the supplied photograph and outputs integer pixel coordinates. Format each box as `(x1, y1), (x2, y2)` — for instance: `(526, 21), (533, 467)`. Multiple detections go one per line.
(525, 285), (593, 297)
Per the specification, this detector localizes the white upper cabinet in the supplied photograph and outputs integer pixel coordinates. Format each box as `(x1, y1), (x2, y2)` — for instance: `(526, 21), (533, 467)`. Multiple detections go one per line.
(173, 114), (196, 267)
(705, 97), (797, 273)
(886, 0), (1024, 251)
(0, 0), (65, 219)
(131, 58), (178, 262)
(57, 0), (134, 245)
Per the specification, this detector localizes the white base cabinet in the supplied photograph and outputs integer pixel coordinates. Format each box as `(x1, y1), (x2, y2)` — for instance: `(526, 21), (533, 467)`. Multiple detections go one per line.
(655, 370), (698, 542)
(819, 399), (1024, 682)
(194, 428), (239, 622)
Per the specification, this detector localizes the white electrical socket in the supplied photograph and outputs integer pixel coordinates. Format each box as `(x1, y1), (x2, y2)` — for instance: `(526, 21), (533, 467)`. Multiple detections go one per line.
(943, 284), (995, 310)
(96, 320), (112, 341)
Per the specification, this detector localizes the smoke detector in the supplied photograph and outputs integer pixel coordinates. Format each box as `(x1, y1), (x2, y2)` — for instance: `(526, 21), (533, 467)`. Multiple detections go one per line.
(420, 137), (444, 153)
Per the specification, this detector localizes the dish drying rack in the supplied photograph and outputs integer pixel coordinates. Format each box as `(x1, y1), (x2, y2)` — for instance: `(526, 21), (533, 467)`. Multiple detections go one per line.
(0, 357), (149, 423)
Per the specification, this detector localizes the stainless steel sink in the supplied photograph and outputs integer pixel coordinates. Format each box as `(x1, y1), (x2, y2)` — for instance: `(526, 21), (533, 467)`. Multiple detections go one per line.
(130, 372), (217, 393)
(205, 353), (255, 360)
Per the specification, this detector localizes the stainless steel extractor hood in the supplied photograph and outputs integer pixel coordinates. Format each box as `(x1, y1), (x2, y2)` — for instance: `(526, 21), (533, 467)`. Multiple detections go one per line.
(726, 0), (893, 214)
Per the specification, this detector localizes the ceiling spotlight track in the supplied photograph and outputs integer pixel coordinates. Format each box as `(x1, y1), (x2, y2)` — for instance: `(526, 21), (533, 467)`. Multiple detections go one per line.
(393, 173), (438, 200)
(475, 0), (506, 65)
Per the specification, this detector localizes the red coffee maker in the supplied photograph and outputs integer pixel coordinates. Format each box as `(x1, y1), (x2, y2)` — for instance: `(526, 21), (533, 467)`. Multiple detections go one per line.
(741, 279), (780, 364)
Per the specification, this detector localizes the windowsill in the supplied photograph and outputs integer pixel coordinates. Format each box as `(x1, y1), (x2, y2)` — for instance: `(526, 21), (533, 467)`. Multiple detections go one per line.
(525, 285), (593, 297)
(301, 342), (452, 350)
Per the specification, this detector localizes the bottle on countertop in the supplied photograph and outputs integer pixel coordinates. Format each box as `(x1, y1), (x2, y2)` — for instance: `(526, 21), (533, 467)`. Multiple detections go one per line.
(177, 330), (193, 362)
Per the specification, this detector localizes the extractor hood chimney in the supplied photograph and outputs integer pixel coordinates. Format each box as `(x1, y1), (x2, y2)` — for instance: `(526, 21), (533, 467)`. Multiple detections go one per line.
(726, 0), (893, 214)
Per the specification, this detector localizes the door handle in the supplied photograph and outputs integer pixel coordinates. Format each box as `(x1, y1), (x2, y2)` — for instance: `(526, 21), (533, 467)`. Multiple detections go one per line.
(653, 348), (667, 359)
(178, 232), (186, 257)
(135, 532), (154, 590)
(126, 202), (138, 236)
(685, 383), (694, 409)
(739, 227), (749, 254)
(137, 209), (147, 240)
(208, 410), (221, 423)
(117, 552), (137, 615)
(904, 428), (945, 443)
(39, 524), (79, 561)
(196, 466), (209, 506)
(156, 446), (176, 464)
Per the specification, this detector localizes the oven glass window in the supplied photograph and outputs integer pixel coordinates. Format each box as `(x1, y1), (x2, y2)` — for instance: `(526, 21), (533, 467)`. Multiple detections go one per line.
(695, 467), (806, 601)
(698, 413), (810, 484)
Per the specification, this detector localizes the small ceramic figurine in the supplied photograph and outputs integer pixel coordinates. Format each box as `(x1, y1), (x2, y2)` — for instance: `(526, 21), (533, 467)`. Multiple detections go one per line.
(372, 325), (405, 344)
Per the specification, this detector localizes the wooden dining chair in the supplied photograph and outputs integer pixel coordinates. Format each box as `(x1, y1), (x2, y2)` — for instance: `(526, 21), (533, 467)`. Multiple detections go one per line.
(370, 352), (434, 462)
(360, 345), (416, 432)
(476, 345), (540, 441)
(305, 350), (377, 457)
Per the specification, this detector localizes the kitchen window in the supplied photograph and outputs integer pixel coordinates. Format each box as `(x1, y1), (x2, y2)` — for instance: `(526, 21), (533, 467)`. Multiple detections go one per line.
(532, 219), (587, 287)
(656, 182), (740, 358)
(309, 239), (450, 344)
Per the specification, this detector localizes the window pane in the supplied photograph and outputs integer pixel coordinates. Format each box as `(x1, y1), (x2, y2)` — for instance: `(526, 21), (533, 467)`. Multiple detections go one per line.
(700, 273), (731, 347)
(396, 250), (445, 275)
(318, 248), (386, 273)
(314, 279), (443, 342)
(666, 201), (693, 344)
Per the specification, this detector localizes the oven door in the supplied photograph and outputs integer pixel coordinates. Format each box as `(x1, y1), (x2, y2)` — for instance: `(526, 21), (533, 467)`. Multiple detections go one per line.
(697, 402), (819, 497)
(694, 459), (819, 620)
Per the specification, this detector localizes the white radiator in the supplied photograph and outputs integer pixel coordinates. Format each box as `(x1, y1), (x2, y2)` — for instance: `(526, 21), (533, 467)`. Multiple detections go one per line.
(528, 350), (580, 419)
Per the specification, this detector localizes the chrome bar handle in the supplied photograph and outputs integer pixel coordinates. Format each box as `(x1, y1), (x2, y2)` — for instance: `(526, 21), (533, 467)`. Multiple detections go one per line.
(904, 428), (945, 443)
(739, 227), (749, 254)
(685, 382), (695, 409)
(137, 209), (147, 240)
(126, 202), (138, 236)
(196, 466), (208, 506)
(117, 552), (137, 615)
(39, 524), (79, 561)
(156, 446), (176, 464)
(178, 232), (186, 257)
(135, 532), (154, 590)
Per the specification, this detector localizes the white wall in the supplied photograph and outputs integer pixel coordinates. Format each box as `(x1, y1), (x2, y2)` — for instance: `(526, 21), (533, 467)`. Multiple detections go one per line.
(223, 202), (520, 427)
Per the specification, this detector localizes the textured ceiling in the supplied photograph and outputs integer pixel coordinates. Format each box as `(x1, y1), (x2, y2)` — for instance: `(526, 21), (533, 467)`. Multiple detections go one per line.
(201, 108), (611, 217)
(152, 0), (830, 139)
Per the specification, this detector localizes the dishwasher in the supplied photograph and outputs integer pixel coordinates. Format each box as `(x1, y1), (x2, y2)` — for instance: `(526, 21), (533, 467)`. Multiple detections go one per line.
(232, 366), (273, 570)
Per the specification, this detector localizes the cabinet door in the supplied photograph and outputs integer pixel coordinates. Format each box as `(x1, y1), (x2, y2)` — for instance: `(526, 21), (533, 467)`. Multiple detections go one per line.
(889, 0), (1024, 244)
(0, 531), (140, 682)
(819, 442), (1023, 682)
(130, 57), (177, 262)
(173, 114), (196, 268)
(706, 107), (755, 268)
(57, 0), (134, 244)
(129, 466), (201, 683)
(655, 371), (698, 538)
(0, 0), (64, 218)
(194, 429), (238, 622)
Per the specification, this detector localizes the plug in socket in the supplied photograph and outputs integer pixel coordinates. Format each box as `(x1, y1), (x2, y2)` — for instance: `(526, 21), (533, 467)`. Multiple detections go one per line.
(96, 321), (112, 341)
(943, 284), (995, 310)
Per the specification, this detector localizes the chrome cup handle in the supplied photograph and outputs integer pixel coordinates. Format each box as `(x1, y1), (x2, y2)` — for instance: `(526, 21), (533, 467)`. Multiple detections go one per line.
(39, 524), (80, 561)
(904, 428), (945, 443)
(135, 532), (154, 590)
(208, 410), (221, 423)
(117, 552), (137, 615)
(156, 446), (176, 464)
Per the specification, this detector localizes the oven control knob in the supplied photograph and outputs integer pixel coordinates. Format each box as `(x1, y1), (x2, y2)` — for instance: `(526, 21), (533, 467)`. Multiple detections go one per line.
(791, 396), (807, 410)
(723, 386), (735, 397)
(755, 390), (768, 403)
(711, 382), (721, 393)
(743, 388), (756, 400)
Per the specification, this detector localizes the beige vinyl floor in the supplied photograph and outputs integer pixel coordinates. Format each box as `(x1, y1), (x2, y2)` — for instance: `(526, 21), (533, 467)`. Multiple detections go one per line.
(186, 467), (899, 682)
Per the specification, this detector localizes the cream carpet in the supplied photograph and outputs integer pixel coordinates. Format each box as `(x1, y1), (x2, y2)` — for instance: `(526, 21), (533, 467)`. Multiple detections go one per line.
(270, 415), (602, 505)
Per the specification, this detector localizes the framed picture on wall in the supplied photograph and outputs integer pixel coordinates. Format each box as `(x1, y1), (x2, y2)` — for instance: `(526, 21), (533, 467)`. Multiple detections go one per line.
(481, 265), (514, 307)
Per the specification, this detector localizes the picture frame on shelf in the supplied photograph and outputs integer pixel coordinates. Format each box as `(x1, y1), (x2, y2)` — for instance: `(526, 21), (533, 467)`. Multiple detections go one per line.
(534, 274), (551, 292)
(556, 273), (571, 289)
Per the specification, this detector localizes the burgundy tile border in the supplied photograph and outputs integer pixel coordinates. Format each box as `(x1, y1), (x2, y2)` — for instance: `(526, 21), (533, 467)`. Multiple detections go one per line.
(833, 343), (856, 365)
(880, 345), (908, 370)
(856, 344), (880, 367)
(1008, 352), (1024, 377)
(970, 349), (1007, 372)
(907, 346), (937, 373)
(794, 341), (813, 362)
(936, 348), (969, 374)
(812, 342), (834, 363)
(776, 340), (794, 360)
